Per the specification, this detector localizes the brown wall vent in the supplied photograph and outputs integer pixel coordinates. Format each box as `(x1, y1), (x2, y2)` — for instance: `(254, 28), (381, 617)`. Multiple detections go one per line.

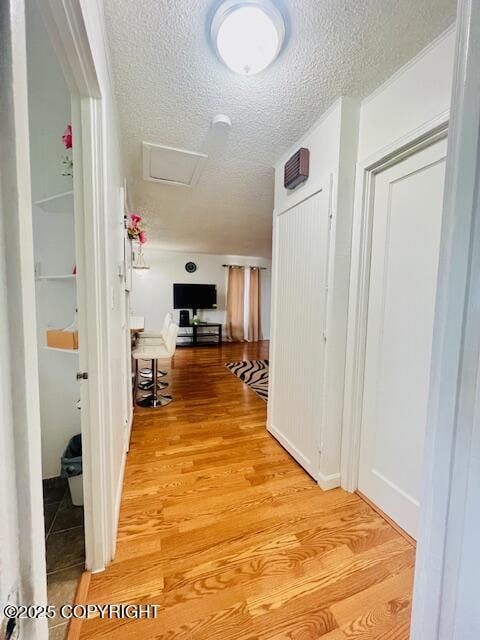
(284, 147), (310, 190)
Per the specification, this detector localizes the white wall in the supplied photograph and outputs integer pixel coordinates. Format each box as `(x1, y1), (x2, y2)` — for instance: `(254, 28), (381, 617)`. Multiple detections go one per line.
(1, 0), (48, 634)
(357, 28), (455, 163)
(0, 147), (22, 631)
(131, 248), (272, 339)
(272, 97), (359, 489)
(26, 0), (80, 479)
(451, 409), (480, 637)
(274, 100), (342, 213)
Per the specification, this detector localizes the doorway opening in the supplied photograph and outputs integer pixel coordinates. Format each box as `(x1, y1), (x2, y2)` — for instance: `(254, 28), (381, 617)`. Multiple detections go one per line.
(25, 1), (85, 636)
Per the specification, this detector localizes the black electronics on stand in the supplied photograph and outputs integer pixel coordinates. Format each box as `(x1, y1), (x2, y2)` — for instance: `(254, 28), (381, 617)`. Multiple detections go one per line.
(179, 309), (190, 327)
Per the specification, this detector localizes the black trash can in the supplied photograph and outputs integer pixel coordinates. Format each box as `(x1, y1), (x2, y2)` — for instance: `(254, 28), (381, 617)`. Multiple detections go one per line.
(61, 434), (83, 505)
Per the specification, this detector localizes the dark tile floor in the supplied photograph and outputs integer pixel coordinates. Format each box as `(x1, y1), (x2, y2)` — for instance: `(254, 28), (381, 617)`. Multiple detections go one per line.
(43, 477), (85, 639)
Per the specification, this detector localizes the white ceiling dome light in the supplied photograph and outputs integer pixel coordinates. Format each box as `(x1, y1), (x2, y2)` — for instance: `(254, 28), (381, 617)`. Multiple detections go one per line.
(211, 0), (285, 75)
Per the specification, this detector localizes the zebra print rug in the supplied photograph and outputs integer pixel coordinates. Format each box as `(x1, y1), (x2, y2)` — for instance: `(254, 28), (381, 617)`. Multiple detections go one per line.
(225, 360), (269, 402)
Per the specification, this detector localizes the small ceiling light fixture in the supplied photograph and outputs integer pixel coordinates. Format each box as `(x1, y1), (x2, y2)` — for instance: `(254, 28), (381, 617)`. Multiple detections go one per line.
(212, 114), (232, 128)
(211, 0), (285, 75)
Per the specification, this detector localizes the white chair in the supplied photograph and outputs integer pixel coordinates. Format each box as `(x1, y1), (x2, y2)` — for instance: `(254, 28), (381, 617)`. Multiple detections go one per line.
(138, 312), (172, 343)
(138, 312), (173, 380)
(133, 323), (179, 408)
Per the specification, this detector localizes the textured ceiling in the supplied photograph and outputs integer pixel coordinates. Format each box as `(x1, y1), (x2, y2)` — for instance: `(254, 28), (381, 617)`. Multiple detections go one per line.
(104, 0), (456, 258)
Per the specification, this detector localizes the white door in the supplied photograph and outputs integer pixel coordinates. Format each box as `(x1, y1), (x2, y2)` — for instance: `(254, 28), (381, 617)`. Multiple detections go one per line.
(358, 137), (447, 538)
(268, 184), (331, 479)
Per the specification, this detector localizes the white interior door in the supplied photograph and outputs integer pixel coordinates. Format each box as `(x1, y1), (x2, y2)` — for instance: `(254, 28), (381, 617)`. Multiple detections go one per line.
(358, 137), (447, 538)
(268, 184), (331, 479)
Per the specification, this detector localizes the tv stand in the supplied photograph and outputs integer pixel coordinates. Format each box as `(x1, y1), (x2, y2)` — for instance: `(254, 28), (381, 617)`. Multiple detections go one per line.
(177, 322), (222, 347)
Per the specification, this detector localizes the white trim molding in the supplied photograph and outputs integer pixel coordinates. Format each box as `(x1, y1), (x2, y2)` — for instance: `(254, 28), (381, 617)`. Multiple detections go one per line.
(72, 94), (112, 571)
(411, 1), (480, 637)
(38, 0), (101, 98)
(318, 471), (342, 491)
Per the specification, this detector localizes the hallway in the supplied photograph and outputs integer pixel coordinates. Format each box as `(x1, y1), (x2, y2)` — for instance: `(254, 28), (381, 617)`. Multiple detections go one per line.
(79, 341), (415, 639)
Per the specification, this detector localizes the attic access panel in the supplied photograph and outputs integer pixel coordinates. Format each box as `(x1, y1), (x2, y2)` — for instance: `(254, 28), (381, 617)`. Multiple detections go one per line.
(142, 142), (208, 188)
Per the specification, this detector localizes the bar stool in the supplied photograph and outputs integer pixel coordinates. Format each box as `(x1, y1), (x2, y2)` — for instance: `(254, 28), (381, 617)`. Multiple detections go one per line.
(133, 323), (179, 408)
(137, 370), (169, 392)
(138, 312), (173, 380)
(136, 333), (170, 392)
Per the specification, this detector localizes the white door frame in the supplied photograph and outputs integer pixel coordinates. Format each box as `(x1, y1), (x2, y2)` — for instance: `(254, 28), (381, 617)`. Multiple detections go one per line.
(411, 0), (480, 637)
(340, 119), (449, 493)
(38, 1), (115, 571)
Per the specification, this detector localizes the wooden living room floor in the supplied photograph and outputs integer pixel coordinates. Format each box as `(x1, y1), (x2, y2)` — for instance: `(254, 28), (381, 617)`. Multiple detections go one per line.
(79, 341), (415, 639)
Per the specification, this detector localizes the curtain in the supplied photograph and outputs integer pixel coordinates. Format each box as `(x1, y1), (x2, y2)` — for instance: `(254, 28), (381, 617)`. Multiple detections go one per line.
(248, 267), (262, 342)
(227, 266), (245, 341)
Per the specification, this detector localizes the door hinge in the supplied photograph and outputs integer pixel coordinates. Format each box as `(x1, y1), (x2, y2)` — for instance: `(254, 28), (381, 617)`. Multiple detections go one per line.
(76, 371), (89, 380)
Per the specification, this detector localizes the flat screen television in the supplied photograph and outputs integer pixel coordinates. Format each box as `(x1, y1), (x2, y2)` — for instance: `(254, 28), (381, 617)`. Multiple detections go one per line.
(173, 283), (217, 311)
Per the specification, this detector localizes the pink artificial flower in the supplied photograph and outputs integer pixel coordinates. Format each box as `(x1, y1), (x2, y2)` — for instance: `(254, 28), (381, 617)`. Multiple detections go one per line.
(138, 230), (147, 245)
(62, 124), (72, 149)
(129, 213), (142, 225)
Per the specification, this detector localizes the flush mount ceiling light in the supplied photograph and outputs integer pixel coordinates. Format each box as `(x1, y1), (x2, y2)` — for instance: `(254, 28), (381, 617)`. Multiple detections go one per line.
(211, 0), (285, 75)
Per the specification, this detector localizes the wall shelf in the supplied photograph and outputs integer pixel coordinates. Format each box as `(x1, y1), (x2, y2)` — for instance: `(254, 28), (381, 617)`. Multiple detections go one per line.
(44, 346), (79, 354)
(37, 274), (76, 281)
(34, 190), (73, 214)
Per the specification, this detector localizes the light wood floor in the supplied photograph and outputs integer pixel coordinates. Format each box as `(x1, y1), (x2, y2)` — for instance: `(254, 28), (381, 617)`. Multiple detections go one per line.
(79, 341), (415, 639)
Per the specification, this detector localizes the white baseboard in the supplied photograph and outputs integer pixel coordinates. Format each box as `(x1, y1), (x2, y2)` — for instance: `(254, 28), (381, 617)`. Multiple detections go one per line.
(111, 449), (127, 560)
(125, 408), (134, 452)
(318, 471), (341, 490)
(267, 423), (316, 480)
